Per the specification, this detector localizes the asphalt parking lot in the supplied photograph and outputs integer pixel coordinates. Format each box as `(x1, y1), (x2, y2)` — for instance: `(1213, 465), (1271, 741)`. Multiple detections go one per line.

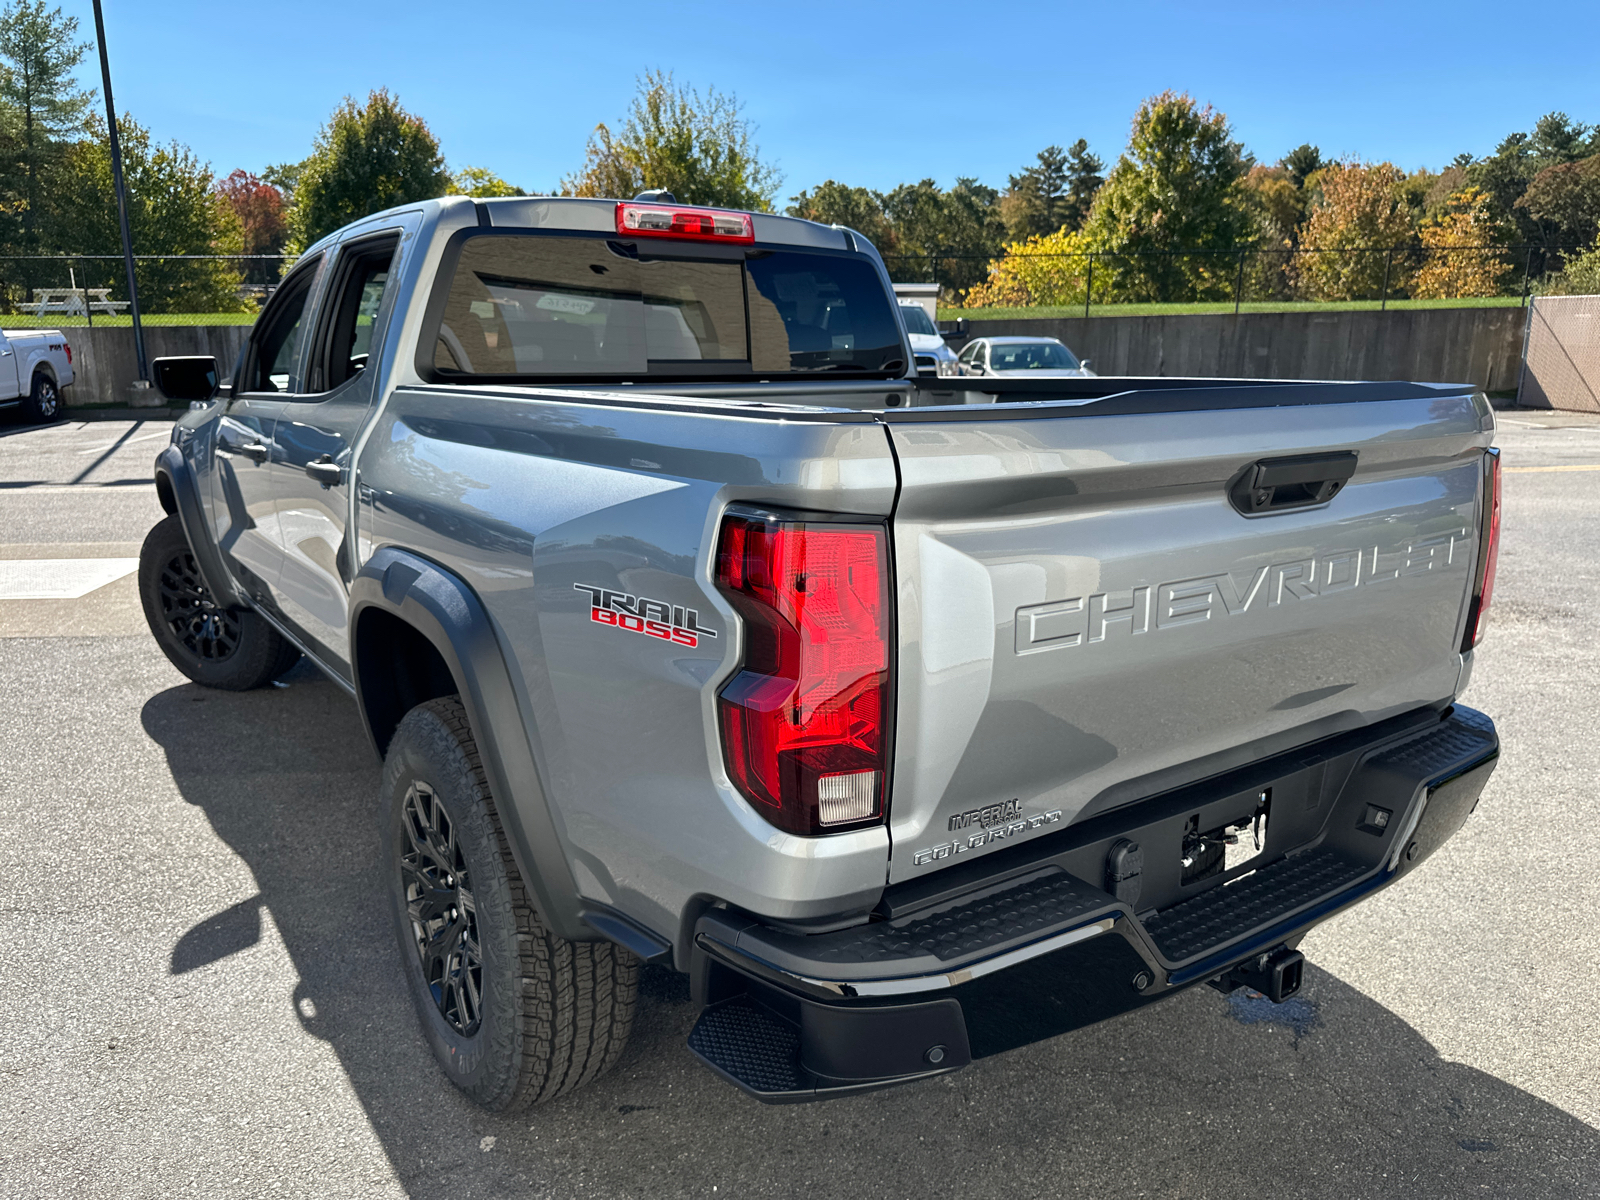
(2, 410), (1598, 1199)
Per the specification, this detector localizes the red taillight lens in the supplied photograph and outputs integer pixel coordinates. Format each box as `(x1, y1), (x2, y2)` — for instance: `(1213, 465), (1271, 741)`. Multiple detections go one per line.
(63, 342), (72, 366)
(616, 202), (755, 243)
(715, 514), (890, 835)
(1463, 447), (1502, 650)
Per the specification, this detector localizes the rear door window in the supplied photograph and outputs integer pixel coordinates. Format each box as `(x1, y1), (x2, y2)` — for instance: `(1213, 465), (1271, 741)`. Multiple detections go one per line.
(427, 234), (904, 380)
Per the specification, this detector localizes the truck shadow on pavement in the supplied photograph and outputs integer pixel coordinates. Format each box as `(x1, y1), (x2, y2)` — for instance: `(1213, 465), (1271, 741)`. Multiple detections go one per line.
(142, 667), (1600, 1200)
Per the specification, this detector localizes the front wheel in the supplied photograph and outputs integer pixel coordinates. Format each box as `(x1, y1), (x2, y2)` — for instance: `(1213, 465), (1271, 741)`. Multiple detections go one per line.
(22, 372), (61, 422)
(381, 696), (639, 1110)
(138, 514), (301, 689)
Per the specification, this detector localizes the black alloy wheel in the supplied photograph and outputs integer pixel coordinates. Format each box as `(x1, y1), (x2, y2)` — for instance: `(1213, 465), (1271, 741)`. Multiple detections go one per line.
(138, 513), (301, 690)
(157, 547), (241, 662)
(400, 779), (483, 1036)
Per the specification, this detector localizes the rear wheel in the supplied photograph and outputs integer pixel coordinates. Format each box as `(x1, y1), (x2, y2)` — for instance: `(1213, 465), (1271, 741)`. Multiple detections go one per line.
(381, 696), (639, 1110)
(138, 514), (300, 689)
(22, 372), (61, 423)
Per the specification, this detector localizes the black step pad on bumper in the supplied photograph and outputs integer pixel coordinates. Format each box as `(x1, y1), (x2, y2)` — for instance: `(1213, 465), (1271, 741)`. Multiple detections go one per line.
(700, 868), (1116, 986)
(1141, 847), (1367, 963)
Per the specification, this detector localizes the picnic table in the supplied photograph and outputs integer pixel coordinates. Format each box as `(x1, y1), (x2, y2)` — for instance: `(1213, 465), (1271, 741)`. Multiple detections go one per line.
(30, 287), (130, 318)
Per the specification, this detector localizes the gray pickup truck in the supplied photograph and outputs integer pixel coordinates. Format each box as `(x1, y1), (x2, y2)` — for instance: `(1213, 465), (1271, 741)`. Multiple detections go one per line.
(139, 194), (1502, 1109)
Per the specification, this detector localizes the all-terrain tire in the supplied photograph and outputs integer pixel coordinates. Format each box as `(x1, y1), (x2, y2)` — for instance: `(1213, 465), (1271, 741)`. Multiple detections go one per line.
(381, 696), (639, 1111)
(138, 514), (302, 690)
(22, 371), (61, 423)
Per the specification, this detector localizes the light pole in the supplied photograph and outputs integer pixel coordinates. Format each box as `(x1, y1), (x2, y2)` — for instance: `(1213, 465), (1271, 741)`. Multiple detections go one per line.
(91, 0), (147, 386)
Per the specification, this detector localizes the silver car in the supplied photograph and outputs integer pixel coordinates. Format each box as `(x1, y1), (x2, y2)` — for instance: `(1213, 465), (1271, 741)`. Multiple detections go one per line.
(958, 334), (1094, 377)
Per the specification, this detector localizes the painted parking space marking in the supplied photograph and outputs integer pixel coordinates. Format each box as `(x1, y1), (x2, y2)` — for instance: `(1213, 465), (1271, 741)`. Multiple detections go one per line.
(1504, 464), (1600, 473)
(0, 558), (139, 599)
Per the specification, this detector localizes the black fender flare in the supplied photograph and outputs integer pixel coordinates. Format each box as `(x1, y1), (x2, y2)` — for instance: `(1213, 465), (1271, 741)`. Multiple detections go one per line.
(349, 546), (587, 942)
(153, 444), (244, 608)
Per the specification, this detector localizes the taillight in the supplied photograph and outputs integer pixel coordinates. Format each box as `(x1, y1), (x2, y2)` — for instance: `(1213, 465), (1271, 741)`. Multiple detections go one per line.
(1462, 447), (1502, 650)
(616, 202), (755, 244)
(715, 513), (890, 835)
(63, 342), (72, 366)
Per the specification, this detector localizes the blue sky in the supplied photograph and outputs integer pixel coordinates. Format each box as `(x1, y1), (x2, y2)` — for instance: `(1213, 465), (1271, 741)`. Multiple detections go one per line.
(68, 0), (1600, 200)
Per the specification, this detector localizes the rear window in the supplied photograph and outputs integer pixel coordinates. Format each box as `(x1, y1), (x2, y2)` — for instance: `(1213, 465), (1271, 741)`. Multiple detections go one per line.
(427, 233), (905, 380)
(990, 341), (1079, 370)
(898, 304), (938, 336)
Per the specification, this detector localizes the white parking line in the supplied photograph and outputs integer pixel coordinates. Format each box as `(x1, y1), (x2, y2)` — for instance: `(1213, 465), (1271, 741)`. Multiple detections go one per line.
(75, 431), (169, 454)
(0, 484), (153, 494)
(0, 558), (139, 599)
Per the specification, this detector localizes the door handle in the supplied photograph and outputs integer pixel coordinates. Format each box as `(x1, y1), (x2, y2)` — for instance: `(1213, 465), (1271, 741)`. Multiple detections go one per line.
(238, 441), (270, 463)
(1229, 451), (1358, 515)
(1, 349), (13, 356)
(304, 456), (343, 487)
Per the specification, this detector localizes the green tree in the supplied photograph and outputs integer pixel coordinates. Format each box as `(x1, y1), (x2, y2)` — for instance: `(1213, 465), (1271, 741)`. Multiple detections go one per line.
(0, 0), (92, 251)
(1062, 138), (1105, 232)
(1468, 112), (1599, 241)
(1000, 145), (1070, 239)
(880, 177), (1006, 295)
(1518, 154), (1600, 255)
(1552, 231), (1600, 294)
(1083, 91), (1253, 301)
(786, 180), (894, 250)
(562, 70), (780, 211)
(45, 115), (247, 312)
(448, 165), (525, 197)
(290, 89), (448, 250)
(1281, 144), (1323, 190)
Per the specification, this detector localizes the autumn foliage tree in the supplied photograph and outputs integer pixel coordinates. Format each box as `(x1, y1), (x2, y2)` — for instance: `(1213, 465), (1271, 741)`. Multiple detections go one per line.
(963, 226), (1107, 308)
(1293, 162), (1415, 299)
(1413, 187), (1511, 299)
(215, 170), (286, 283)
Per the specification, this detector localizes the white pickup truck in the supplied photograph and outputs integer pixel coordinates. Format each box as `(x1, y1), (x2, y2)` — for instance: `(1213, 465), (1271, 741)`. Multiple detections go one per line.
(0, 327), (74, 421)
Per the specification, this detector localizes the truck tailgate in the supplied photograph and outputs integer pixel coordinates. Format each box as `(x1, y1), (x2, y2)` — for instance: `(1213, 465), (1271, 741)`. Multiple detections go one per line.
(884, 387), (1491, 881)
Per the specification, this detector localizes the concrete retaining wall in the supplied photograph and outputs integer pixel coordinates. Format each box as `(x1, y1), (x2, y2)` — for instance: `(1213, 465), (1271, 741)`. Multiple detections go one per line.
(960, 305), (1529, 391)
(50, 304), (1530, 405)
(50, 325), (251, 408)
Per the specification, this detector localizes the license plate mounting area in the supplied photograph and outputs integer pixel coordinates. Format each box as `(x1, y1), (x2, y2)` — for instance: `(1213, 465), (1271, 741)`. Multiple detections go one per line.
(1179, 789), (1271, 887)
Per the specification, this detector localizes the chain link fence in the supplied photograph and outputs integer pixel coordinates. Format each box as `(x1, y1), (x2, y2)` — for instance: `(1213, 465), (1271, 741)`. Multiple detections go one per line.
(882, 244), (1588, 315)
(1518, 294), (1600, 413)
(0, 254), (294, 327)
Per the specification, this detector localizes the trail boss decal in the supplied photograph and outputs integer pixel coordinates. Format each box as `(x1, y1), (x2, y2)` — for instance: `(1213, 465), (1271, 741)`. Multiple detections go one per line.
(575, 584), (718, 649)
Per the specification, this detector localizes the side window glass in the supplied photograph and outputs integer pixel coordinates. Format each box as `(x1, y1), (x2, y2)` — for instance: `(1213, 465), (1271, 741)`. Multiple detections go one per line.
(244, 260), (320, 393)
(311, 236), (399, 393)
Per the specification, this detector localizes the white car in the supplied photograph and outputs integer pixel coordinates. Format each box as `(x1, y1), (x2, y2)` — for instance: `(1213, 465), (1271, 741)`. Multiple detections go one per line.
(0, 327), (74, 421)
(897, 302), (959, 377)
(958, 335), (1094, 378)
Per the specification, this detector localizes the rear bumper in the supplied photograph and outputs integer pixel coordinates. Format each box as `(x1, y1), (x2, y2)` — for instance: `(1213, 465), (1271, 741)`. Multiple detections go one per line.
(687, 704), (1498, 1102)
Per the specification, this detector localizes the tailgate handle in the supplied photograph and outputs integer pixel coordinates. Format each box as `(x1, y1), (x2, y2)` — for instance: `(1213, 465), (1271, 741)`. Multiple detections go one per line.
(1230, 451), (1357, 515)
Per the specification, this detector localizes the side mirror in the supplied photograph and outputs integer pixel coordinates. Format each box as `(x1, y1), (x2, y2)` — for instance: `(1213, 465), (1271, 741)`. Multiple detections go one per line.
(1080, 359), (1092, 372)
(153, 356), (220, 404)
